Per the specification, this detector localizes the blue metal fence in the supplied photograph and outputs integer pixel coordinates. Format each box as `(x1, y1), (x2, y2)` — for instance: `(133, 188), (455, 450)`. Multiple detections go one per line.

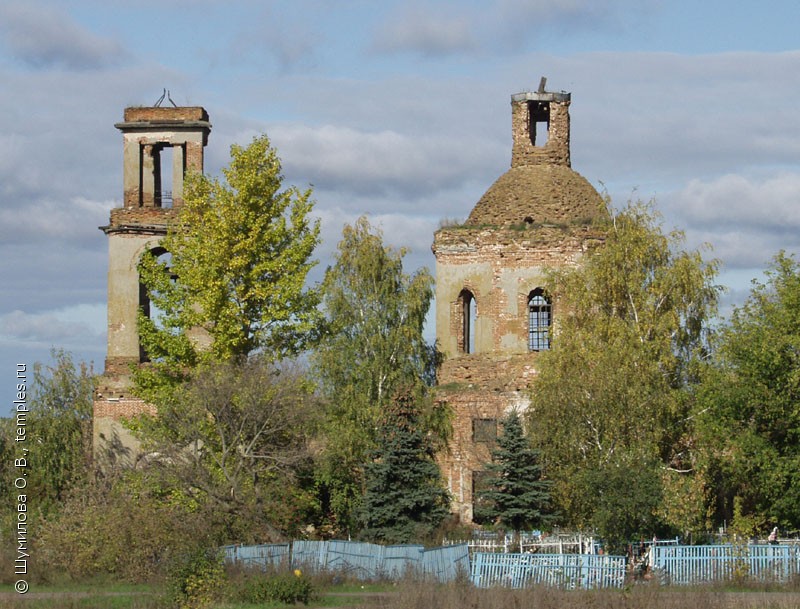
(423, 544), (470, 581)
(221, 543), (290, 569)
(288, 540), (468, 581)
(471, 552), (626, 589)
(223, 540), (622, 588)
(651, 544), (800, 585)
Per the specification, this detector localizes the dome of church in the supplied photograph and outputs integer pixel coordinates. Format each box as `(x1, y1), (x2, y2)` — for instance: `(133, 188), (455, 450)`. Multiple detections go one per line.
(466, 163), (604, 227)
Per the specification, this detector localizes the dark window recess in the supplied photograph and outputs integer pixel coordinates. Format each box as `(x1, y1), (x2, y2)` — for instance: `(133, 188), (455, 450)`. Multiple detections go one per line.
(472, 418), (497, 443)
(472, 470), (494, 525)
(528, 100), (550, 146)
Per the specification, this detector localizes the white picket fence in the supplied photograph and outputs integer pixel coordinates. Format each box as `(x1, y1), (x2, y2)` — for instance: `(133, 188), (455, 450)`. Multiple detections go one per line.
(445, 532), (598, 555)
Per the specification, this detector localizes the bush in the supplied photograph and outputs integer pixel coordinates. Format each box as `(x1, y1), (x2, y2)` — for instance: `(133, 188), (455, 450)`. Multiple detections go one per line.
(166, 548), (226, 609)
(235, 570), (315, 605)
(37, 471), (211, 583)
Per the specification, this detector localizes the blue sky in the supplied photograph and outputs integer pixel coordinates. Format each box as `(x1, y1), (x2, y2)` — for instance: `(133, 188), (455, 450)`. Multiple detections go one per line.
(2, 0), (800, 404)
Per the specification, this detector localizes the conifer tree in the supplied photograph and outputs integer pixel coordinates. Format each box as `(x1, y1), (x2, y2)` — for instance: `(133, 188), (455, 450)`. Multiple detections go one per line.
(313, 217), (445, 533)
(478, 411), (553, 532)
(359, 387), (450, 544)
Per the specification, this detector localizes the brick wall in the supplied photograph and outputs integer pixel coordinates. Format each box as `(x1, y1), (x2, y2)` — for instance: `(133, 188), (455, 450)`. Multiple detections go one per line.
(511, 98), (570, 168)
(109, 207), (174, 229)
(124, 106), (209, 123)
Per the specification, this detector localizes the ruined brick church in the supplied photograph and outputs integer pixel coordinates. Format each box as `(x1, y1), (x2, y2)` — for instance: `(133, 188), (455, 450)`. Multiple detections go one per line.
(93, 86), (605, 523)
(432, 86), (605, 522)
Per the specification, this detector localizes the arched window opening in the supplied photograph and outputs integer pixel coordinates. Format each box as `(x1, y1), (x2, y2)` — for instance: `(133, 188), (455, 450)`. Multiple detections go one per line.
(458, 289), (477, 354)
(528, 288), (551, 352)
(139, 247), (173, 362)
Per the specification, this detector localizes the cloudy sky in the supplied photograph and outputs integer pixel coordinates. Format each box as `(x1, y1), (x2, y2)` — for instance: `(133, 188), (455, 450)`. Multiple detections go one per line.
(2, 0), (800, 403)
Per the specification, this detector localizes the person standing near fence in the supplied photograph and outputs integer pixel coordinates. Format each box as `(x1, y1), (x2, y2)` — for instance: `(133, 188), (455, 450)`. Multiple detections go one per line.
(768, 527), (779, 544)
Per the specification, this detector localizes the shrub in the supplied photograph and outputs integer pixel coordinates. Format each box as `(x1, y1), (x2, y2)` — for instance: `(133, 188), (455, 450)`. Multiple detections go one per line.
(36, 471), (210, 583)
(166, 548), (226, 609)
(235, 571), (315, 605)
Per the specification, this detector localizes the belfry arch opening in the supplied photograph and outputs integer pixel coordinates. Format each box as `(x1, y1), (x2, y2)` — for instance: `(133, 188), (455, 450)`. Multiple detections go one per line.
(528, 288), (551, 352)
(138, 247), (172, 362)
(458, 289), (477, 354)
(528, 100), (550, 147)
(154, 144), (175, 208)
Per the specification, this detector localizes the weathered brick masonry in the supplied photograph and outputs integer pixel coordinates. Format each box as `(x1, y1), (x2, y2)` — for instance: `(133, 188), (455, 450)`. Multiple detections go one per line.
(433, 87), (605, 522)
(93, 105), (211, 464)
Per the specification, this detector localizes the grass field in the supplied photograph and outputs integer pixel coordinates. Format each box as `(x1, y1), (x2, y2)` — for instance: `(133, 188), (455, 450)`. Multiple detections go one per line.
(0, 580), (392, 608)
(5, 579), (800, 609)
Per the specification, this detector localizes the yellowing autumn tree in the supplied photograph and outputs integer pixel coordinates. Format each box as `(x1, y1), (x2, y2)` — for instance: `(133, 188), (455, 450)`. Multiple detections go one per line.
(128, 134), (322, 539)
(136, 134), (321, 399)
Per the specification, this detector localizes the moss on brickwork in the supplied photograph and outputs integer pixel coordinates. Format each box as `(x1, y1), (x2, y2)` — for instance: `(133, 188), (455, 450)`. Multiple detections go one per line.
(466, 164), (605, 227)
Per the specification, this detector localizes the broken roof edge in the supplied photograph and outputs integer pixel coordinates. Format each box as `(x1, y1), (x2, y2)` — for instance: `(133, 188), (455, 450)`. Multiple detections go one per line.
(511, 91), (571, 103)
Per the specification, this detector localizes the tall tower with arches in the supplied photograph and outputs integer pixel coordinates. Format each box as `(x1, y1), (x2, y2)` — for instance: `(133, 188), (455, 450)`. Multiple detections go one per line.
(433, 84), (605, 522)
(93, 105), (211, 462)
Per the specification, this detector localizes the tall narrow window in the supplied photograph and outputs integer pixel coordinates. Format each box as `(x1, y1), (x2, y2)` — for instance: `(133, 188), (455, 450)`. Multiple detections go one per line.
(138, 247), (172, 362)
(459, 289), (476, 354)
(155, 144), (174, 208)
(528, 100), (550, 146)
(528, 288), (551, 351)
(472, 470), (492, 525)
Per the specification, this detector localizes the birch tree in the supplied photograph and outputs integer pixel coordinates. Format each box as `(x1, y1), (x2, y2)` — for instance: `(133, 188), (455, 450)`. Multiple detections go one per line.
(312, 216), (440, 534)
(528, 198), (721, 539)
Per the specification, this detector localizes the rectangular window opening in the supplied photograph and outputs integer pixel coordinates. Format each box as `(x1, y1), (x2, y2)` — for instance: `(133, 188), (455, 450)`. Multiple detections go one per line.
(529, 101), (550, 147)
(472, 418), (497, 443)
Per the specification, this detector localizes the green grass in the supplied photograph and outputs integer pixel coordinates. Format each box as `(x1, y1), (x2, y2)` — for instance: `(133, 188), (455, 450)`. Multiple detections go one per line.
(7, 578), (800, 609)
(0, 587), (160, 609)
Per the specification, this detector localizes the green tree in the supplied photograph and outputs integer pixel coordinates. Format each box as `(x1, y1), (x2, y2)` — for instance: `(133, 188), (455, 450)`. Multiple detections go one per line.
(528, 198), (720, 539)
(476, 412), (553, 532)
(312, 217), (443, 533)
(358, 387), (450, 544)
(572, 456), (664, 555)
(698, 252), (800, 530)
(38, 468), (211, 583)
(134, 358), (319, 541)
(130, 135), (321, 540)
(27, 349), (94, 516)
(136, 134), (320, 400)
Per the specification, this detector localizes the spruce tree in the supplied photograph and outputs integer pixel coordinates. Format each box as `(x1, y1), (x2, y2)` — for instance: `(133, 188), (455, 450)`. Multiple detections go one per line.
(359, 387), (450, 544)
(479, 411), (553, 532)
(313, 217), (441, 533)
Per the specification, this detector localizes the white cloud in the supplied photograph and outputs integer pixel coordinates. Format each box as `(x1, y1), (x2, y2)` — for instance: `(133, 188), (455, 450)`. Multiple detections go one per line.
(669, 173), (800, 231)
(372, 5), (475, 56)
(228, 4), (318, 71)
(0, 304), (106, 351)
(0, 197), (112, 245)
(662, 173), (800, 271)
(0, 3), (125, 70)
(370, 0), (656, 57)
(270, 123), (501, 199)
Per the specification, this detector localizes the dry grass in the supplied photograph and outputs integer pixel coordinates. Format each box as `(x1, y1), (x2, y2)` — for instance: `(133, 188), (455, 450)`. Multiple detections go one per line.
(376, 581), (800, 609)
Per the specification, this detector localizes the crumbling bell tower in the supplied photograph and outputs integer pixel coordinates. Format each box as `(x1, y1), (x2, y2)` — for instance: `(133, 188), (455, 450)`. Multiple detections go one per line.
(433, 85), (605, 523)
(94, 105), (211, 463)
